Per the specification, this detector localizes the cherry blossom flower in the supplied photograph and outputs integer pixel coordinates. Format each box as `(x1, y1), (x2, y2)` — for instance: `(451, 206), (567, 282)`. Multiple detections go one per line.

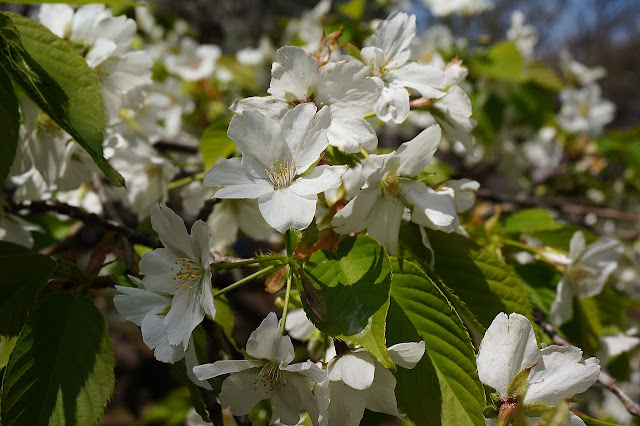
(231, 46), (382, 153)
(114, 276), (212, 390)
(549, 231), (623, 325)
(204, 103), (346, 233)
(477, 312), (600, 425)
(193, 312), (326, 425)
(138, 204), (216, 351)
(558, 84), (615, 137)
(361, 12), (446, 124)
(332, 125), (458, 254)
(165, 38), (221, 82)
(421, 0), (494, 17)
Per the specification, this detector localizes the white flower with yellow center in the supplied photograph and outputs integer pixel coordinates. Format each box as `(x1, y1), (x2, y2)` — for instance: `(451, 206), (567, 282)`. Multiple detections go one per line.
(331, 125), (458, 255)
(549, 231), (623, 325)
(204, 103), (346, 233)
(361, 11), (447, 124)
(138, 204), (215, 351)
(193, 312), (326, 425)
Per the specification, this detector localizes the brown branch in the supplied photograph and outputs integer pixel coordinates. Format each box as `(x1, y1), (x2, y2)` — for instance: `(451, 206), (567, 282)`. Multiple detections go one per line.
(533, 310), (640, 419)
(13, 200), (161, 248)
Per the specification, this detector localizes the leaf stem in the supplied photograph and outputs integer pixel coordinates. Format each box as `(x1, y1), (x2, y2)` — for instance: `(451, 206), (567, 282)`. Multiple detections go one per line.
(213, 265), (277, 297)
(168, 172), (205, 190)
(280, 268), (293, 335)
(212, 254), (285, 271)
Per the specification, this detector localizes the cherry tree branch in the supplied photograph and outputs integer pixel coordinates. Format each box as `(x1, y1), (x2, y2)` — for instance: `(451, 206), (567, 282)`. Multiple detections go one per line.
(13, 200), (162, 248)
(533, 309), (640, 419)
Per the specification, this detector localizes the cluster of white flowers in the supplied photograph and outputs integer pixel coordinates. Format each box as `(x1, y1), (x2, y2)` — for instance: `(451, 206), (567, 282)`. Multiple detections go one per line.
(192, 312), (425, 425)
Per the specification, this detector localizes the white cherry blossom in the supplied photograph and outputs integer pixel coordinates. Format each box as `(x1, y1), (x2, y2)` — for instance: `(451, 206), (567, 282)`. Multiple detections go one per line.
(507, 10), (538, 63)
(550, 231), (623, 325)
(113, 276), (212, 389)
(231, 46), (382, 153)
(193, 312), (326, 425)
(558, 84), (615, 137)
(331, 125), (458, 255)
(361, 12), (446, 124)
(477, 312), (600, 425)
(421, 0), (494, 17)
(560, 50), (606, 86)
(204, 103), (346, 233)
(138, 204), (216, 351)
(165, 38), (221, 82)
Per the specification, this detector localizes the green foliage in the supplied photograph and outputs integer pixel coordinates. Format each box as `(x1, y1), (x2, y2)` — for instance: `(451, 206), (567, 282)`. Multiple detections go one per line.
(200, 118), (236, 170)
(524, 61), (564, 92)
(425, 229), (533, 330)
(0, 251), (56, 369)
(472, 41), (523, 82)
(0, 64), (19, 185)
(338, 0), (366, 20)
(561, 297), (602, 354)
(4, 13), (124, 187)
(513, 262), (559, 315)
(1, 293), (115, 426)
(501, 208), (561, 233)
(531, 225), (597, 252)
(387, 259), (485, 426)
(302, 235), (393, 367)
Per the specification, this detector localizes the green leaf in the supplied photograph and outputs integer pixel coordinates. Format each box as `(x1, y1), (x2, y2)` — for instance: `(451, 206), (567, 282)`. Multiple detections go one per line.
(1, 292), (115, 426)
(525, 61), (564, 92)
(472, 41), (523, 82)
(536, 400), (569, 426)
(0, 64), (19, 184)
(501, 208), (561, 233)
(338, 0), (366, 21)
(561, 297), (602, 354)
(387, 259), (485, 426)
(0, 251), (56, 369)
(513, 262), (559, 315)
(347, 42), (362, 62)
(531, 226), (597, 252)
(302, 235), (393, 367)
(425, 229), (533, 330)
(200, 119), (236, 170)
(6, 13), (124, 187)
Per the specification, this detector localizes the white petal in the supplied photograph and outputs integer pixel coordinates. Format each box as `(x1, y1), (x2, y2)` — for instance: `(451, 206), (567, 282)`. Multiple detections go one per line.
(271, 373), (316, 425)
(71, 4), (107, 41)
(246, 312), (295, 364)
(207, 202), (239, 248)
(393, 62), (447, 99)
(549, 279), (574, 325)
(402, 182), (458, 232)
(524, 346), (600, 405)
(165, 285), (206, 350)
(138, 248), (180, 295)
(476, 312), (540, 396)
(268, 46), (319, 102)
(236, 199), (274, 241)
(230, 96), (289, 119)
(203, 157), (273, 199)
(282, 360), (327, 384)
(258, 188), (317, 233)
(327, 106), (378, 153)
(280, 103), (331, 173)
(38, 4), (73, 38)
(388, 341), (426, 369)
(363, 363), (402, 417)
(193, 360), (264, 380)
(569, 231), (586, 260)
(149, 204), (196, 259)
(227, 110), (290, 179)
(289, 165), (346, 196)
(328, 350), (376, 390)
(219, 369), (270, 415)
(396, 124), (441, 176)
(185, 339), (213, 390)
(371, 11), (415, 67)
(99, 51), (153, 92)
(284, 309), (317, 341)
(375, 84), (410, 124)
(113, 285), (170, 326)
(86, 39), (117, 68)
(327, 381), (367, 426)
(366, 195), (405, 256)
(331, 187), (379, 235)
(433, 85), (476, 153)
(141, 312), (184, 364)
(317, 59), (381, 114)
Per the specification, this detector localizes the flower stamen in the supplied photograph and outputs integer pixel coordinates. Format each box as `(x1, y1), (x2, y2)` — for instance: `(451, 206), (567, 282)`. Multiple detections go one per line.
(265, 156), (296, 189)
(253, 362), (287, 393)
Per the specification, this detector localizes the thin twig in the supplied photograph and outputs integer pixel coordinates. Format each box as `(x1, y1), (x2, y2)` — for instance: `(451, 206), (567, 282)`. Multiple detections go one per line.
(13, 200), (161, 248)
(533, 309), (640, 419)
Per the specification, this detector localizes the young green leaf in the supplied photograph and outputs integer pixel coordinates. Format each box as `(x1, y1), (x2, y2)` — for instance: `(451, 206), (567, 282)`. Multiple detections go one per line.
(5, 13), (124, 187)
(1, 293), (115, 426)
(425, 229), (533, 330)
(200, 118), (236, 170)
(302, 235), (393, 367)
(387, 259), (486, 426)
